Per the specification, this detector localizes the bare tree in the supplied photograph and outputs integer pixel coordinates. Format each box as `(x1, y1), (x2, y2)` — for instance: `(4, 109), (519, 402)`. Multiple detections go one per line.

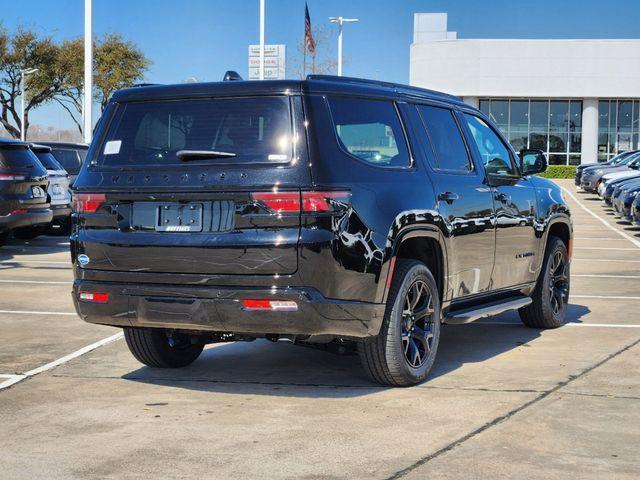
(0, 27), (67, 139)
(290, 26), (339, 79)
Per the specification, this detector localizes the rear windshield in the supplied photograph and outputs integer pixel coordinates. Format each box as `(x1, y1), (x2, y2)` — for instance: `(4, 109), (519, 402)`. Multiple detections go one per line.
(34, 151), (64, 171)
(51, 149), (82, 174)
(96, 96), (293, 167)
(0, 146), (41, 170)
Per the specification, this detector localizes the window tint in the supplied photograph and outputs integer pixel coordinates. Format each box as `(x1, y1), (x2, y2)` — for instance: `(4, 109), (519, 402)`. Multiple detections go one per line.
(51, 149), (81, 174)
(417, 105), (471, 172)
(0, 146), (40, 170)
(97, 97), (293, 166)
(34, 152), (64, 171)
(328, 97), (410, 167)
(463, 114), (516, 176)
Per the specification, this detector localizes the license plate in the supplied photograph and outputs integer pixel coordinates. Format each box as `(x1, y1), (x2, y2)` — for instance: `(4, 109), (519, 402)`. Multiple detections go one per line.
(155, 204), (203, 232)
(32, 186), (45, 198)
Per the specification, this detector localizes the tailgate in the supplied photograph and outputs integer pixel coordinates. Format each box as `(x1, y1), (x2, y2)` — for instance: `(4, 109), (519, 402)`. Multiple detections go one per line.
(73, 93), (310, 277)
(77, 190), (300, 275)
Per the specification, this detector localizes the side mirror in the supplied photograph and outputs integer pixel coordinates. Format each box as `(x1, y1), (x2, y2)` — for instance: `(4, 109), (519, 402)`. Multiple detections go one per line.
(519, 149), (547, 175)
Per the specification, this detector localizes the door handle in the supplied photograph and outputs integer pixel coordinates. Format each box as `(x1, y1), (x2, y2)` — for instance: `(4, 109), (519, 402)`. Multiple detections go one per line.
(438, 192), (459, 204)
(495, 192), (511, 203)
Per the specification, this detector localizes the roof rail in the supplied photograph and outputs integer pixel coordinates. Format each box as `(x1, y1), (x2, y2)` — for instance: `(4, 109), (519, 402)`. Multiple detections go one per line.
(305, 74), (462, 103)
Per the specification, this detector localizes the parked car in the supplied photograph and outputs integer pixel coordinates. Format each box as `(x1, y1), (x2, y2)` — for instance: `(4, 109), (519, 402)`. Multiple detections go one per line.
(29, 144), (72, 234)
(581, 152), (640, 192)
(37, 142), (88, 186)
(632, 194), (640, 225)
(0, 139), (52, 245)
(574, 150), (639, 188)
(598, 160), (640, 203)
(614, 181), (640, 221)
(71, 75), (572, 386)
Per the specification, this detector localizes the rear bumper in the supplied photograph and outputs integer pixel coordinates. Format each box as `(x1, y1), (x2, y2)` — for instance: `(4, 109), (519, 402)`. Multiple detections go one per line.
(51, 204), (72, 219)
(72, 280), (386, 339)
(0, 208), (53, 231)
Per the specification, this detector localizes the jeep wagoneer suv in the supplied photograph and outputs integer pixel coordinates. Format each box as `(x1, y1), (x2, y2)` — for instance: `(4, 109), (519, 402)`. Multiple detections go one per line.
(71, 75), (572, 386)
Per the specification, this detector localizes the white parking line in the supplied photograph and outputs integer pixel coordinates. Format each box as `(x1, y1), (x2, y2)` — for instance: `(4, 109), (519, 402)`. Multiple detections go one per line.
(571, 295), (640, 300)
(572, 258), (640, 263)
(0, 280), (70, 285)
(562, 187), (640, 249)
(573, 274), (640, 279)
(0, 332), (124, 392)
(574, 246), (638, 251)
(473, 321), (640, 328)
(0, 374), (27, 390)
(0, 260), (70, 265)
(574, 237), (628, 241)
(0, 310), (77, 316)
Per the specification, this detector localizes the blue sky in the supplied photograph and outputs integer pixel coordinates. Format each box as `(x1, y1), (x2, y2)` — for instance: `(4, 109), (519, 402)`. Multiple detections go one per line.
(5, 0), (640, 130)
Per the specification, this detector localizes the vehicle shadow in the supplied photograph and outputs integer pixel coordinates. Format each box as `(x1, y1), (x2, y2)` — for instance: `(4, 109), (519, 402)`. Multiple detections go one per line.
(122, 303), (591, 398)
(0, 235), (70, 269)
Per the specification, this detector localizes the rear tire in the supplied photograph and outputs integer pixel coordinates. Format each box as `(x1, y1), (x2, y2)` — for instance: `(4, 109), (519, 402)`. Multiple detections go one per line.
(12, 227), (41, 240)
(519, 236), (570, 329)
(0, 230), (9, 246)
(124, 327), (205, 368)
(358, 259), (441, 386)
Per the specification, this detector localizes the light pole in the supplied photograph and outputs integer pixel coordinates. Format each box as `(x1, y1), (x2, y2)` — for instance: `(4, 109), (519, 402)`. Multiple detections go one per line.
(259, 0), (265, 80)
(19, 68), (38, 142)
(83, 0), (93, 144)
(329, 16), (358, 77)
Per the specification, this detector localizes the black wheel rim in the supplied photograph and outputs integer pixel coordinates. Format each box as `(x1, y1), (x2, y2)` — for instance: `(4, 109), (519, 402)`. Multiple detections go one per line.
(401, 280), (436, 368)
(549, 250), (569, 315)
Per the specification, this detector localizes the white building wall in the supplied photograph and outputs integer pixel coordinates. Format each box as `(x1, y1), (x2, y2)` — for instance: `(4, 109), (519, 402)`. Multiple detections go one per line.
(410, 38), (640, 98)
(410, 13), (640, 164)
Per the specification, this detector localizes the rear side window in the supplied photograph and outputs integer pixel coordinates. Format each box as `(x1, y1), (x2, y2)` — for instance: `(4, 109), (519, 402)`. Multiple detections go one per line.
(96, 96), (293, 166)
(328, 97), (410, 167)
(34, 152), (64, 171)
(417, 105), (472, 172)
(0, 146), (40, 170)
(51, 149), (82, 174)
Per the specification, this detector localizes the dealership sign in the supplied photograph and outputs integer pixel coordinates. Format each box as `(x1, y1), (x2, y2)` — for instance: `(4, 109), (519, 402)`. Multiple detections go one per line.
(248, 44), (286, 80)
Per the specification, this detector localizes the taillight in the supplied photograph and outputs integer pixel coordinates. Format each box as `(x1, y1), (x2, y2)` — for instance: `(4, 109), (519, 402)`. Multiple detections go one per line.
(252, 191), (350, 214)
(242, 299), (298, 311)
(78, 292), (110, 304)
(73, 193), (106, 213)
(0, 173), (27, 181)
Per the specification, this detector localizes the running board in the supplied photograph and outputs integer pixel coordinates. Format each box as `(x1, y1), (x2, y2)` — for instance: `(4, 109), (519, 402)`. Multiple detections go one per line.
(444, 296), (532, 325)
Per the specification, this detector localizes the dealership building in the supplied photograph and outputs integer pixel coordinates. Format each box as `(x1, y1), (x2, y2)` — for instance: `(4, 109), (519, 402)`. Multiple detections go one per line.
(410, 13), (640, 165)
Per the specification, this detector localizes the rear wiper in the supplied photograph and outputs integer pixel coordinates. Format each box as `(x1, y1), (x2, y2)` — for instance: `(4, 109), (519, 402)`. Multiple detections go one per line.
(176, 150), (237, 161)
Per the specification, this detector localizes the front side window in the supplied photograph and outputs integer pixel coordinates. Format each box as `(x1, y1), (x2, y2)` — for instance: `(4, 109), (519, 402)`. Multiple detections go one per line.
(96, 96), (293, 166)
(328, 97), (410, 167)
(463, 114), (516, 177)
(417, 105), (471, 172)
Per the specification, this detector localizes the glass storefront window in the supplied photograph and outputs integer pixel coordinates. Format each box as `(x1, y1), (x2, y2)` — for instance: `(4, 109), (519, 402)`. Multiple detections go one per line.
(530, 101), (549, 130)
(549, 101), (569, 132)
(569, 101), (582, 131)
(488, 100), (509, 133)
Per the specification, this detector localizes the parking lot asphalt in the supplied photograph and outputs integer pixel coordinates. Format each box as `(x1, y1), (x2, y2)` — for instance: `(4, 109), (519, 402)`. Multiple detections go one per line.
(0, 179), (638, 479)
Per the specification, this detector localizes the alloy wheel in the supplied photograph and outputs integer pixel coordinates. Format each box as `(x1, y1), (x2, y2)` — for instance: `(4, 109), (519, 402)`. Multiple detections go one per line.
(401, 280), (436, 368)
(548, 250), (569, 315)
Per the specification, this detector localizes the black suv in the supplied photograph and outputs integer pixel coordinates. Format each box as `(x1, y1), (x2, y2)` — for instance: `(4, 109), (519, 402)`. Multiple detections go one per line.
(0, 139), (52, 245)
(71, 76), (572, 386)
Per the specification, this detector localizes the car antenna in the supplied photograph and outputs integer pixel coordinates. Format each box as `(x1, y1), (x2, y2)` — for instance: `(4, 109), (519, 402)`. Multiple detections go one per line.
(223, 71), (243, 81)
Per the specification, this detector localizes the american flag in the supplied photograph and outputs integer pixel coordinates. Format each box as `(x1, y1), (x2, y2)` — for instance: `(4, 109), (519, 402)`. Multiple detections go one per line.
(305, 3), (316, 54)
